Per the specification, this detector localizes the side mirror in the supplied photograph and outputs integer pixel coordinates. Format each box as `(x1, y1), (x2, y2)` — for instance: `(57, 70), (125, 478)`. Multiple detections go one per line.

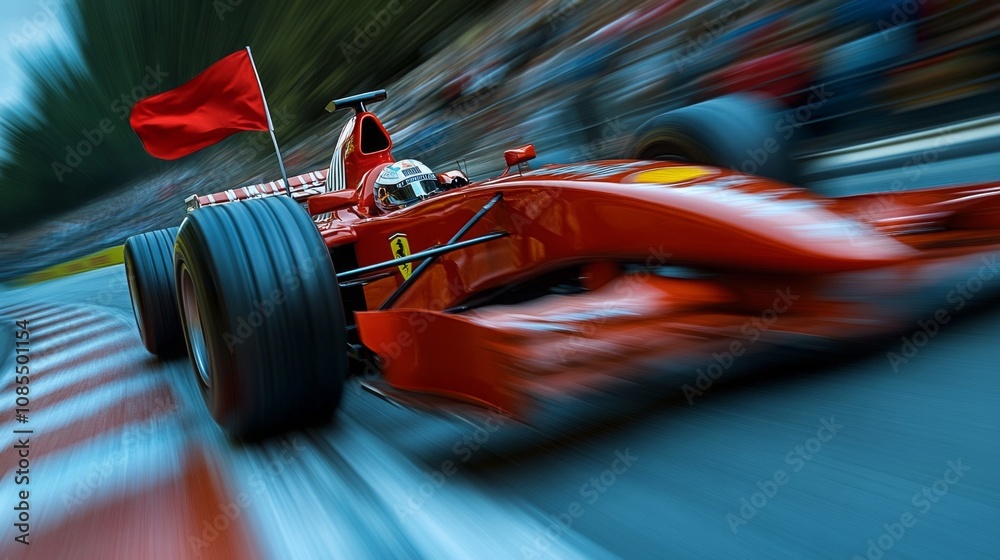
(502, 144), (536, 177)
(504, 144), (536, 167)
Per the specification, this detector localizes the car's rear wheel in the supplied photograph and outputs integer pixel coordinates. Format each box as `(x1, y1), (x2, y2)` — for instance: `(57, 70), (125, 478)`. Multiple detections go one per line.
(628, 94), (799, 185)
(124, 227), (184, 357)
(174, 196), (347, 439)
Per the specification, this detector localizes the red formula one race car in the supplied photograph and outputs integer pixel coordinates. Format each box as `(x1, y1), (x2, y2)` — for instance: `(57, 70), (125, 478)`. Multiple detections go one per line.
(124, 90), (1000, 439)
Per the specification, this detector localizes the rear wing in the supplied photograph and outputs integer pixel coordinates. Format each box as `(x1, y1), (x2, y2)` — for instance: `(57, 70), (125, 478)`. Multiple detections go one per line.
(185, 169), (329, 212)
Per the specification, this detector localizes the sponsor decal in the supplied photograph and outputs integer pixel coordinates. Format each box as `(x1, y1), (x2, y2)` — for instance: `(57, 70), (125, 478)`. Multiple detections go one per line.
(389, 233), (413, 279)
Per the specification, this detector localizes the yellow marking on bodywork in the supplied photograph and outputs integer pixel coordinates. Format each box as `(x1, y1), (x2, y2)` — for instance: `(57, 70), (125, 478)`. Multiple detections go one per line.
(632, 167), (714, 184)
(389, 233), (412, 280)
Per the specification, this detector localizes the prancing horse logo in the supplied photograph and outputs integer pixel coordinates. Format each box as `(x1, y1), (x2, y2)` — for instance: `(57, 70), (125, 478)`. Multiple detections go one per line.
(389, 233), (412, 280)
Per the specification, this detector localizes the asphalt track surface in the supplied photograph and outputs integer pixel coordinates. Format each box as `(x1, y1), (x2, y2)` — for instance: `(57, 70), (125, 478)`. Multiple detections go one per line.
(1, 157), (999, 558)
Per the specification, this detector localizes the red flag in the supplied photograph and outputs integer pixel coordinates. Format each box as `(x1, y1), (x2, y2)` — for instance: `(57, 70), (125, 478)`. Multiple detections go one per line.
(129, 49), (269, 160)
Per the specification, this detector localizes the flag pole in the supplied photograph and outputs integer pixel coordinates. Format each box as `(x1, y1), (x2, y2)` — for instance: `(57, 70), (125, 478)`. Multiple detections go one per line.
(245, 46), (291, 198)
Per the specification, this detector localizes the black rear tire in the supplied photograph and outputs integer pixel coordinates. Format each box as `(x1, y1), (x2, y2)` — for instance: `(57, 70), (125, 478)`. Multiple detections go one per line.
(124, 227), (184, 357)
(174, 196), (347, 439)
(628, 94), (799, 185)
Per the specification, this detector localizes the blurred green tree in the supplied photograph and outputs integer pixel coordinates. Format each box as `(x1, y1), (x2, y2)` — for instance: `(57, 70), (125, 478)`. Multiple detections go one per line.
(0, 0), (493, 229)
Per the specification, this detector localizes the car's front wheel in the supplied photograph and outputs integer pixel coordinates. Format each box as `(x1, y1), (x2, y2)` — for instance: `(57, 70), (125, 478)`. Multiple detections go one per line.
(174, 196), (348, 439)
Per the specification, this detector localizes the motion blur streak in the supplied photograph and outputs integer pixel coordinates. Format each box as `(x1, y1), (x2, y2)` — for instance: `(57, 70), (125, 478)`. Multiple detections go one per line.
(0, 0), (998, 558)
(0, 300), (256, 559)
(1, 262), (997, 558)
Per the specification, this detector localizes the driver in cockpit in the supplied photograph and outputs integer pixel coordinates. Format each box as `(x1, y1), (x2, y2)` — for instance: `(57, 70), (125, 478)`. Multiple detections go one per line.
(374, 159), (467, 212)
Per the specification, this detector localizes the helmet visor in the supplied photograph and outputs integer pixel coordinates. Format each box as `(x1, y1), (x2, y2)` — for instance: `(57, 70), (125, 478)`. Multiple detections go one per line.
(382, 174), (440, 208)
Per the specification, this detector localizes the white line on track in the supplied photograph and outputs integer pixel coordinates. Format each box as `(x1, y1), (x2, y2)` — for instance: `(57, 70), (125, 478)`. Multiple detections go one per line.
(0, 376), (167, 451)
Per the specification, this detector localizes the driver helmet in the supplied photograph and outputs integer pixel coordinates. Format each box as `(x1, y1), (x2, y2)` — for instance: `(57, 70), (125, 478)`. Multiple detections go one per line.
(374, 159), (441, 211)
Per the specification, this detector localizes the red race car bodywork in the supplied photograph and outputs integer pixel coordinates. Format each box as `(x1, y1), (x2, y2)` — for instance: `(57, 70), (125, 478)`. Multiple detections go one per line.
(181, 92), (1000, 427)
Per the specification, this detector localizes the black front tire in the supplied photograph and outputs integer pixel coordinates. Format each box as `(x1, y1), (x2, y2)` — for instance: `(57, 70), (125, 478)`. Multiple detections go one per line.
(628, 94), (799, 185)
(174, 196), (347, 439)
(124, 227), (184, 357)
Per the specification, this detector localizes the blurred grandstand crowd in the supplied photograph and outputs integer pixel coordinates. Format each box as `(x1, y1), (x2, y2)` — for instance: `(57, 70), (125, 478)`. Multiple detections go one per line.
(2, 0), (997, 281)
